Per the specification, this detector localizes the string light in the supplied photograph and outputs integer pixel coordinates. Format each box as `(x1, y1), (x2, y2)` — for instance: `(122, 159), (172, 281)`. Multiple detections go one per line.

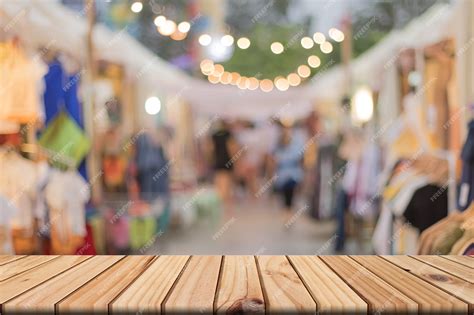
(208, 75), (220, 84)
(260, 79), (274, 92)
(159, 20), (176, 36)
(248, 77), (259, 90)
(145, 96), (161, 115)
(301, 37), (314, 49)
(297, 65), (311, 78)
(131, 1), (143, 13)
(154, 15), (166, 27)
(220, 72), (232, 84)
(275, 77), (290, 91)
(270, 42), (284, 54)
(170, 30), (187, 41)
(313, 32), (325, 44)
(307, 55), (321, 68)
(320, 41), (333, 54)
(213, 64), (225, 76)
(328, 28), (344, 42)
(237, 76), (249, 89)
(287, 73), (301, 86)
(221, 35), (234, 47)
(230, 72), (240, 85)
(237, 37), (251, 49)
(178, 21), (191, 33)
(199, 34), (212, 46)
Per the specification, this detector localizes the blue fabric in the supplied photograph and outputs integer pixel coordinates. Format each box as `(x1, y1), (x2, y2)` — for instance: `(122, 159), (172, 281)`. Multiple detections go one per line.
(135, 133), (170, 201)
(43, 60), (87, 179)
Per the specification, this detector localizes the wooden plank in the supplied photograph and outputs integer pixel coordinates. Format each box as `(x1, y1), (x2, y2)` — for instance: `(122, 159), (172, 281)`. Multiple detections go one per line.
(3, 256), (123, 313)
(413, 255), (474, 283)
(0, 255), (90, 304)
(215, 256), (265, 313)
(163, 256), (221, 313)
(0, 255), (57, 281)
(383, 255), (474, 311)
(256, 255), (316, 313)
(0, 256), (25, 266)
(352, 256), (468, 313)
(57, 256), (155, 313)
(288, 256), (367, 313)
(443, 255), (474, 269)
(111, 256), (190, 314)
(320, 256), (418, 313)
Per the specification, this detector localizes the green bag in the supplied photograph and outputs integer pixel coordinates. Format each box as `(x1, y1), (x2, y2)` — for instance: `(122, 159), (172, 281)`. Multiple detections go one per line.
(38, 111), (90, 168)
(129, 217), (157, 251)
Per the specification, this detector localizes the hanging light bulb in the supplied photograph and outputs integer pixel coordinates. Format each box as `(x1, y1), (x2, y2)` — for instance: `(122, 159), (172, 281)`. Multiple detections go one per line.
(159, 20), (176, 36)
(301, 37), (314, 49)
(287, 73), (301, 87)
(248, 77), (259, 90)
(320, 41), (333, 54)
(260, 79), (274, 92)
(307, 55), (321, 68)
(328, 27), (344, 42)
(220, 35), (234, 47)
(220, 72), (232, 84)
(154, 15), (166, 27)
(170, 30), (187, 41)
(199, 34), (212, 46)
(237, 76), (249, 89)
(297, 65), (311, 78)
(130, 1), (143, 13)
(237, 37), (251, 49)
(230, 72), (240, 85)
(275, 77), (290, 91)
(177, 21), (191, 33)
(270, 42), (284, 54)
(352, 86), (374, 124)
(212, 64), (225, 77)
(208, 75), (220, 84)
(145, 96), (161, 115)
(200, 59), (214, 75)
(312, 32), (326, 44)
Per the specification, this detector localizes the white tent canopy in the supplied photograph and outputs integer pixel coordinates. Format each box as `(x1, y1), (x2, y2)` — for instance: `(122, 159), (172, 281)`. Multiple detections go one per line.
(0, 0), (469, 120)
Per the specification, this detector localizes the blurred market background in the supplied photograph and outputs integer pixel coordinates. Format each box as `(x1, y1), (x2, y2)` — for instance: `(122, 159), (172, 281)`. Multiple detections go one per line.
(1, 0), (474, 256)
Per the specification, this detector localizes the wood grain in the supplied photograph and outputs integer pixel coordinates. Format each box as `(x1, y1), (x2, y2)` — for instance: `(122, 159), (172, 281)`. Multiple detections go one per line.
(442, 255), (474, 269)
(320, 256), (418, 313)
(413, 255), (474, 283)
(215, 256), (264, 313)
(163, 256), (222, 313)
(57, 256), (154, 313)
(0, 255), (90, 304)
(383, 255), (474, 311)
(289, 256), (367, 313)
(3, 256), (123, 313)
(0, 255), (57, 281)
(111, 255), (190, 314)
(0, 255), (25, 266)
(352, 256), (468, 313)
(257, 255), (316, 313)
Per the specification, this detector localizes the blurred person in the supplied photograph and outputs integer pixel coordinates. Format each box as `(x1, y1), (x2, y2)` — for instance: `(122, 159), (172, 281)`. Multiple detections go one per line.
(269, 126), (304, 220)
(210, 120), (238, 206)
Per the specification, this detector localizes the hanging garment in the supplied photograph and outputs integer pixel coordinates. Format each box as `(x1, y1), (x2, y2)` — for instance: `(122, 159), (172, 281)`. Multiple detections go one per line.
(0, 195), (18, 254)
(134, 133), (170, 202)
(342, 142), (381, 218)
(403, 184), (448, 233)
(105, 208), (130, 253)
(38, 111), (91, 169)
(0, 149), (38, 232)
(450, 216), (474, 255)
(0, 41), (46, 123)
(45, 170), (89, 254)
(43, 60), (88, 179)
(458, 120), (474, 211)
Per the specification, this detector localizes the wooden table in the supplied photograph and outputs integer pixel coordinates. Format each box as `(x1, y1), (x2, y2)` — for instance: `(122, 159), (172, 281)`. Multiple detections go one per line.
(0, 255), (472, 314)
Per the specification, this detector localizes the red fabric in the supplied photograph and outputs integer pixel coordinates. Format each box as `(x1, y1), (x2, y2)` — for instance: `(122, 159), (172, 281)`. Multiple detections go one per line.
(75, 224), (97, 255)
